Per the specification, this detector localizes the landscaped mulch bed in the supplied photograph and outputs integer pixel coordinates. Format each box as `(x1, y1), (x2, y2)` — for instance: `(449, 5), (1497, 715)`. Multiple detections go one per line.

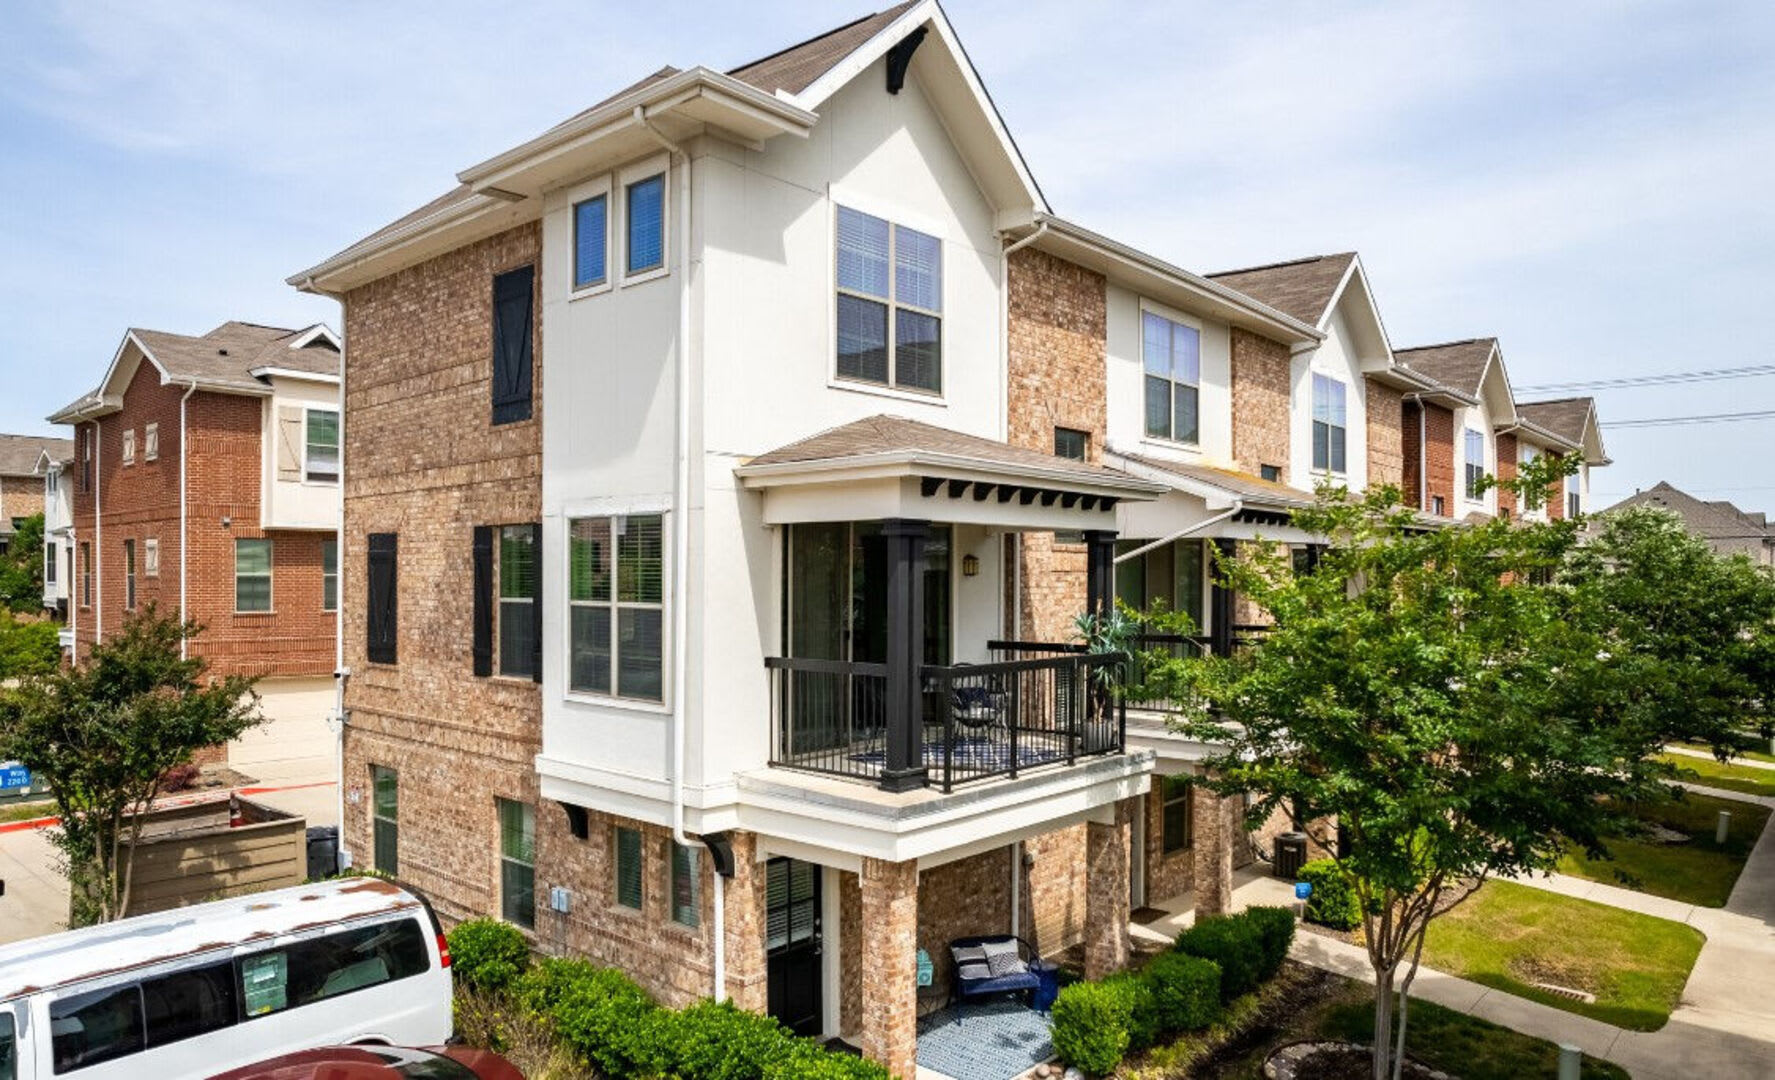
(1267, 1042), (1449, 1080)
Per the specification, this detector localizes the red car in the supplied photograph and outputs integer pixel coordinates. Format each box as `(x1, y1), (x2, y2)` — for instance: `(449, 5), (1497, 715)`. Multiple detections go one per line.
(208, 1044), (523, 1080)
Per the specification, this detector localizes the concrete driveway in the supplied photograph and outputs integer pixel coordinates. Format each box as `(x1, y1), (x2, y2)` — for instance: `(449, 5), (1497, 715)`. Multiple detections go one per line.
(0, 822), (67, 945)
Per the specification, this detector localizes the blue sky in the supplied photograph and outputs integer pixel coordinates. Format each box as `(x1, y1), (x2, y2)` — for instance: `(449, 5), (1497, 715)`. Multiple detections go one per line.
(2, 1), (1772, 508)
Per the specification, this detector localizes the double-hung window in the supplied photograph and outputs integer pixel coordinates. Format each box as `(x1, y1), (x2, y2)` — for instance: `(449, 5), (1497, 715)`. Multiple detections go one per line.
(835, 206), (942, 393)
(627, 173), (666, 276)
(1162, 775), (1195, 853)
(80, 542), (91, 606)
(1567, 475), (1581, 519)
(305, 409), (340, 483)
(498, 525), (537, 678)
(569, 514), (665, 701)
(235, 538), (272, 613)
(124, 540), (136, 611)
(499, 799), (535, 930)
(44, 542), (56, 584)
(573, 192), (609, 289)
(1464, 429), (1486, 500)
(1312, 374), (1347, 473)
(1142, 311), (1200, 443)
(669, 842), (700, 928)
(322, 538), (338, 611)
(371, 766), (398, 876)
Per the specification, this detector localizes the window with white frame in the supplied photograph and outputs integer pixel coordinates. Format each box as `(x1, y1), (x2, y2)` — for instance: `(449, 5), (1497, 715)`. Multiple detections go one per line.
(46, 468), (57, 496)
(144, 422), (158, 461)
(305, 409), (340, 483)
(144, 538), (159, 577)
(626, 173), (666, 276)
(122, 428), (135, 466)
(235, 538), (272, 612)
(1464, 429), (1486, 500)
(569, 513), (665, 701)
(1567, 474), (1581, 519)
(1142, 310), (1200, 444)
(573, 191), (609, 290)
(1312, 374), (1347, 473)
(44, 542), (55, 585)
(835, 206), (942, 393)
(322, 538), (337, 612)
(1519, 447), (1542, 511)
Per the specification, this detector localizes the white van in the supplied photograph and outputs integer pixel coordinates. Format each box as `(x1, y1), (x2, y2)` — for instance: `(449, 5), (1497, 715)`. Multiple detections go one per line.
(0, 877), (452, 1079)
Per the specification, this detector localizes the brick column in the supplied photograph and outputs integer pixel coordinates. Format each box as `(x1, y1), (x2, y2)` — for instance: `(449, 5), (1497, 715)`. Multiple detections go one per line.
(1083, 797), (1135, 979)
(1192, 784), (1235, 918)
(722, 832), (768, 1012)
(860, 857), (919, 1079)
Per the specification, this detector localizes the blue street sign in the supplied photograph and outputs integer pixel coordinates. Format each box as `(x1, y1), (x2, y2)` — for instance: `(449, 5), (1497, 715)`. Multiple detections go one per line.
(1, 763), (29, 790)
(1294, 881), (1313, 901)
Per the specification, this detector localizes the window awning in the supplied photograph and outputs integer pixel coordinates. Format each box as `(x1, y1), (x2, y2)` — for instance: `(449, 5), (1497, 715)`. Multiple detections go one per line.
(735, 415), (1167, 529)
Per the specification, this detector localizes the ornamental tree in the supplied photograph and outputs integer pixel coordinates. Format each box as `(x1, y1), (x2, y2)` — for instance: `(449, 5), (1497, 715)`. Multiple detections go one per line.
(1142, 455), (1688, 1080)
(0, 605), (262, 925)
(0, 512), (45, 611)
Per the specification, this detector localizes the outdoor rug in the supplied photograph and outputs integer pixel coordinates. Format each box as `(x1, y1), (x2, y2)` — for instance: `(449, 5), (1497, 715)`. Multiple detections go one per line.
(915, 998), (1054, 1080)
(849, 737), (1064, 774)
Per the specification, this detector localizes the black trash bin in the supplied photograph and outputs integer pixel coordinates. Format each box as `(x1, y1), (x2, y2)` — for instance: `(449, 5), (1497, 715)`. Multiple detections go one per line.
(306, 825), (339, 881)
(1273, 831), (1309, 879)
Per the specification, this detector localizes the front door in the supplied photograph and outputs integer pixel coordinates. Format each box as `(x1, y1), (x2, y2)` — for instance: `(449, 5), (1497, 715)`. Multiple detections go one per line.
(766, 858), (823, 1037)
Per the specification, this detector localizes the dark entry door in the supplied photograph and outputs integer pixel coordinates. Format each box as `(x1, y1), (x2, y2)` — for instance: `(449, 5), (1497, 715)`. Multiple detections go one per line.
(766, 857), (823, 1037)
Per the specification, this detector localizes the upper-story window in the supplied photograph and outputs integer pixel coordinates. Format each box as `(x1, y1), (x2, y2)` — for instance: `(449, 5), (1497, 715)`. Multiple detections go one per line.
(45, 468), (57, 496)
(569, 513), (665, 702)
(144, 423), (158, 461)
(1520, 447), (1542, 511)
(81, 427), (92, 493)
(835, 207), (942, 394)
(235, 538), (272, 613)
(1567, 474), (1581, 519)
(122, 428), (136, 466)
(1054, 428), (1088, 461)
(1142, 311), (1200, 444)
(322, 538), (338, 612)
(1311, 374), (1347, 474)
(1464, 429), (1486, 500)
(573, 193), (609, 290)
(626, 173), (666, 276)
(124, 540), (136, 611)
(305, 409), (340, 483)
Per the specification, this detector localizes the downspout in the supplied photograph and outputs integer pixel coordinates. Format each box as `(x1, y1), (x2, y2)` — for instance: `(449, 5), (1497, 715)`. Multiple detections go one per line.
(179, 381), (198, 658)
(1000, 222), (1048, 640)
(333, 320), (348, 866)
(1113, 499), (1244, 565)
(1405, 394), (1428, 511)
(638, 107), (724, 1001)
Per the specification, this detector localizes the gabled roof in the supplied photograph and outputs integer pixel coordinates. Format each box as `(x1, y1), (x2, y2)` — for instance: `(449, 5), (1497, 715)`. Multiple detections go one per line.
(1205, 254), (1357, 327)
(49, 322), (340, 423)
(0, 433), (74, 478)
(729, 3), (920, 95)
(1516, 396), (1609, 464)
(1603, 482), (1773, 545)
(1393, 339), (1496, 398)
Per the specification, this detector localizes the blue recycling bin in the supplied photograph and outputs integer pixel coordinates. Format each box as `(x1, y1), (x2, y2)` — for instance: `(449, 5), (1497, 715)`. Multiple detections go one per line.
(1295, 881), (1313, 902)
(1030, 960), (1060, 1013)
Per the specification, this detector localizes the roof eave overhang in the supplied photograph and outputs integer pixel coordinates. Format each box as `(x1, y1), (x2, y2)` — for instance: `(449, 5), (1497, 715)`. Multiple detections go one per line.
(1506, 419), (1581, 454)
(1106, 451), (1314, 515)
(290, 70), (817, 295)
(1025, 216), (1322, 348)
(734, 450), (1167, 502)
(248, 366), (342, 385)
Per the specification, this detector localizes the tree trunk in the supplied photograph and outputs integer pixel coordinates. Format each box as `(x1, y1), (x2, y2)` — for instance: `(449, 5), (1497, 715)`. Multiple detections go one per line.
(1372, 963), (1396, 1080)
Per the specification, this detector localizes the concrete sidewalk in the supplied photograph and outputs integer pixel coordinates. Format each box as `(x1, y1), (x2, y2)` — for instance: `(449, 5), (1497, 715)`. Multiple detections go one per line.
(1664, 744), (1775, 771)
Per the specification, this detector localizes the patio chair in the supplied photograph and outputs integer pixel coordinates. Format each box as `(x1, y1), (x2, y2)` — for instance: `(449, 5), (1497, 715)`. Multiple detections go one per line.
(948, 934), (1041, 1012)
(945, 664), (1009, 731)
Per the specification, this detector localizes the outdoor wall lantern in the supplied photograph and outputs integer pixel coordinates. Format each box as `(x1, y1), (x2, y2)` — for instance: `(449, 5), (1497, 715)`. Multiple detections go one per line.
(961, 553), (980, 577)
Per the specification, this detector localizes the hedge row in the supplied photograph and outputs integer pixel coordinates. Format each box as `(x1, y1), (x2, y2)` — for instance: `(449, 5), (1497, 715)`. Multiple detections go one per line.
(447, 920), (886, 1080)
(1050, 906), (1296, 1076)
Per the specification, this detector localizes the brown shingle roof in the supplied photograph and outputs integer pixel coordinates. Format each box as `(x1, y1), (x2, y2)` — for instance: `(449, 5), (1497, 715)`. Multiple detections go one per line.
(745, 414), (1143, 488)
(1393, 338), (1496, 397)
(1515, 397), (1595, 446)
(134, 322), (339, 392)
(1205, 253), (1356, 326)
(1604, 482), (1773, 544)
(1114, 454), (1313, 509)
(728, 2), (921, 95)
(0, 433), (74, 478)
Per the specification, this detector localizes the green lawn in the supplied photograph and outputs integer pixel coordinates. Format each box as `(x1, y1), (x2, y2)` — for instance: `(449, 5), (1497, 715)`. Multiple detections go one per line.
(1559, 791), (1772, 907)
(1320, 991), (1628, 1080)
(0, 799), (55, 825)
(1420, 879), (1703, 1031)
(1658, 753), (1775, 798)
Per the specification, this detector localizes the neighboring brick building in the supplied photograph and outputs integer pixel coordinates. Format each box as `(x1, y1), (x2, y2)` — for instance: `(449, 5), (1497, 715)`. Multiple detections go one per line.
(0, 433), (71, 560)
(1600, 481), (1771, 565)
(49, 321), (341, 774)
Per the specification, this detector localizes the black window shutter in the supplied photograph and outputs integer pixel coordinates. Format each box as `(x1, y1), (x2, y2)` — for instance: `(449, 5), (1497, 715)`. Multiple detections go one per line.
(367, 532), (398, 664)
(491, 266), (535, 425)
(530, 522), (543, 683)
(472, 526), (494, 677)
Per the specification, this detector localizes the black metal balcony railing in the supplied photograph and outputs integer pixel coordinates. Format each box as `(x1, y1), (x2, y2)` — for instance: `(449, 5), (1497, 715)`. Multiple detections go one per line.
(767, 651), (1128, 792)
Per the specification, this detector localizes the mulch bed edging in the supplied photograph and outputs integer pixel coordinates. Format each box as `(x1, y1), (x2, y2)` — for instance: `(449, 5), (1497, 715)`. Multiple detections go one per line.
(1265, 1040), (1454, 1080)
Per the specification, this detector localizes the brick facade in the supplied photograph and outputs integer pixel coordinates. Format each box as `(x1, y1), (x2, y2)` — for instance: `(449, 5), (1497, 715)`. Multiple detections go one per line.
(1401, 400), (1456, 514)
(1230, 329), (1293, 482)
(916, 848), (1012, 999)
(860, 857), (920, 1079)
(1495, 432), (1519, 517)
(1005, 247), (1105, 642)
(1143, 781), (1195, 903)
(0, 475), (46, 531)
(1082, 797), (1136, 978)
(1364, 377), (1404, 490)
(1545, 451), (1566, 520)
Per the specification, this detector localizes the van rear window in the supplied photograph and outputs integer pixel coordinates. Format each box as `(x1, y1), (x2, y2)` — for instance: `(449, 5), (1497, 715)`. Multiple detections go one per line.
(240, 917), (429, 1018)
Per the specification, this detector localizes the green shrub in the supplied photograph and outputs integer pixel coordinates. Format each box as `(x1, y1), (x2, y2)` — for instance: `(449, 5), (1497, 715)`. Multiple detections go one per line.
(1103, 971), (1158, 1051)
(660, 1000), (800, 1080)
(762, 1042), (891, 1080)
(1050, 979), (1133, 1075)
(550, 967), (666, 1077)
(1141, 949), (1221, 1032)
(1242, 905), (1297, 981)
(1175, 914), (1263, 1002)
(446, 918), (531, 992)
(513, 956), (601, 1016)
(1299, 859), (1363, 931)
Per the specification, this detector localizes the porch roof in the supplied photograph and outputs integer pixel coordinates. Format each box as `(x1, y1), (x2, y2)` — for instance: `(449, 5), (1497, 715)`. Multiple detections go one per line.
(736, 415), (1167, 528)
(1110, 452), (1314, 514)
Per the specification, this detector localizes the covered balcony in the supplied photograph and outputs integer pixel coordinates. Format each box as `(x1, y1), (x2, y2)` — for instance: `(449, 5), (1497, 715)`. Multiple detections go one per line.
(736, 415), (1168, 794)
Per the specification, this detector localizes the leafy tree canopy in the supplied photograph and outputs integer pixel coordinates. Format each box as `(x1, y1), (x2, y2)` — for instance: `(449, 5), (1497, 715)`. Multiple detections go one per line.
(0, 512), (45, 612)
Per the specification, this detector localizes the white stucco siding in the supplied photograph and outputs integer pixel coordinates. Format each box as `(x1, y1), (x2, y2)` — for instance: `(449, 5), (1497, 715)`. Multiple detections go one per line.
(260, 377), (343, 530)
(1454, 399), (1498, 515)
(1290, 307), (1368, 493)
(1104, 285), (1233, 468)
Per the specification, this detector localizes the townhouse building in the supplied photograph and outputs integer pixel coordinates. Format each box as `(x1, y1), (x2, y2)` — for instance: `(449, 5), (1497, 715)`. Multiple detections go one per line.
(48, 321), (343, 774)
(33, 446), (75, 627)
(1602, 481), (1774, 565)
(287, 4), (1613, 1075)
(0, 434), (72, 559)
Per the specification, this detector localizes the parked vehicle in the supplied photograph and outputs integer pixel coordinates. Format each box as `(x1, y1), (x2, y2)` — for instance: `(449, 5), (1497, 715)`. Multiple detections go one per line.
(207, 1045), (521, 1080)
(0, 877), (452, 1079)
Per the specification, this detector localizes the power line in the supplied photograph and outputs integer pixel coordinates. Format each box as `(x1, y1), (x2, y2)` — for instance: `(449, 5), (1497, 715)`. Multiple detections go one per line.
(1610, 409), (1775, 429)
(1517, 363), (1775, 394)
